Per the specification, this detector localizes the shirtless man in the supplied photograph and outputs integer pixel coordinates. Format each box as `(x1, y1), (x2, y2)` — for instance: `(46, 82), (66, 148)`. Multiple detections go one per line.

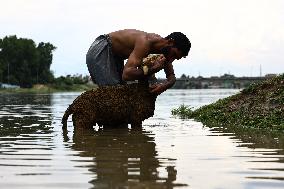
(86, 29), (191, 94)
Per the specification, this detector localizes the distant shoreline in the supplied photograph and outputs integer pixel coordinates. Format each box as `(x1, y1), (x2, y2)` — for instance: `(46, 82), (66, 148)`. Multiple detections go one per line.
(0, 84), (97, 94)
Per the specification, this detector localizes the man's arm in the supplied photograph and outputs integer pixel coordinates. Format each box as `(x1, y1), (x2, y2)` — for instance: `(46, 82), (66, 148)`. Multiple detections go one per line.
(163, 62), (176, 88)
(122, 37), (149, 81)
(122, 36), (166, 81)
(149, 62), (176, 94)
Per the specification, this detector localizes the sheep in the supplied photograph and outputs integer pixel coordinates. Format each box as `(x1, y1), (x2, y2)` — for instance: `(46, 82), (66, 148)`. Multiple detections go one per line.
(61, 54), (164, 130)
(61, 81), (157, 129)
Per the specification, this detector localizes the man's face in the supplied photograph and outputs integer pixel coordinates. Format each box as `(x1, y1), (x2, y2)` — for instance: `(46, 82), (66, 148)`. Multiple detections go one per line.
(161, 46), (184, 63)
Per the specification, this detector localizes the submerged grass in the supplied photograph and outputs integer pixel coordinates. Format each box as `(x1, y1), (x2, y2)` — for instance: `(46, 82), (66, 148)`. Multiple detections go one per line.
(172, 74), (284, 132)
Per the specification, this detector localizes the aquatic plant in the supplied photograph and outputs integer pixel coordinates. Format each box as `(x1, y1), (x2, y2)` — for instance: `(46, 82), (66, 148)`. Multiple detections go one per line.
(171, 104), (194, 119)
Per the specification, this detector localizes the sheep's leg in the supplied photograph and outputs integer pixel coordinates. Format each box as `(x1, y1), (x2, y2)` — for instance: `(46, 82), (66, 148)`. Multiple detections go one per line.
(72, 114), (93, 129)
(131, 121), (142, 130)
(73, 125), (95, 136)
(116, 123), (128, 128)
(102, 123), (128, 129)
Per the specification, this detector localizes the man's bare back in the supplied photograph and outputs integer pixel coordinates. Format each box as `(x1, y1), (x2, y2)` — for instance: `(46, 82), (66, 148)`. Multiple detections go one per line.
(109, 29), (164, 59)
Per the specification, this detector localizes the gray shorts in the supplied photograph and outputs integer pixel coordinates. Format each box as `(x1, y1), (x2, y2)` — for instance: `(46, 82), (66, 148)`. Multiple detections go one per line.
(86, 34), (125, 86)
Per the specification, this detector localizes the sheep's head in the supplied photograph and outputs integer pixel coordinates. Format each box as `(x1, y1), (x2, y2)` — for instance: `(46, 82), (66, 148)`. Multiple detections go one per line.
(141, 54), (165, 76)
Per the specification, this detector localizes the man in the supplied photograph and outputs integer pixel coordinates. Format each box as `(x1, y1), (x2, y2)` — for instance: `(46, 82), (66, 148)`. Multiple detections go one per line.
(86, 29), (191, 94)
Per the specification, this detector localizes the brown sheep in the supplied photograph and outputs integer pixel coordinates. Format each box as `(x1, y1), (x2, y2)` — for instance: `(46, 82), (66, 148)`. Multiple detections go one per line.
(61, 81), (157, 129)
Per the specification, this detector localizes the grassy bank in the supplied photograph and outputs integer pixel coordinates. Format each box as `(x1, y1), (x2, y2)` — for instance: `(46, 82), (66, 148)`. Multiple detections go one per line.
(172, 74), (284, 132)
(0, 83), (96, 93)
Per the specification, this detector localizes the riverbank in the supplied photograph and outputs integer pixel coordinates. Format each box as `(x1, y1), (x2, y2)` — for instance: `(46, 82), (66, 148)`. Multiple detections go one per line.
(172, 74), (284, 132)
(0, 83), (96, 93)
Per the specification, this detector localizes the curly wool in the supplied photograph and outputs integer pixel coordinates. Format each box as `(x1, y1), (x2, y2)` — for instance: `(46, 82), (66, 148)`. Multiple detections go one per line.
(61, 82), (157, 129)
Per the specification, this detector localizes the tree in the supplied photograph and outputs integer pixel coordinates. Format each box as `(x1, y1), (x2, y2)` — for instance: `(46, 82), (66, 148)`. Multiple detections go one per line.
(180, 74), (188, 79)
(0, 35), (56, 87)
(36, 42), (56, 84)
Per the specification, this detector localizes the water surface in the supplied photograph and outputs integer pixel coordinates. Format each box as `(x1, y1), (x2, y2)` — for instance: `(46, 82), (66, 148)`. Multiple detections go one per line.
(0, 89), (284, 189)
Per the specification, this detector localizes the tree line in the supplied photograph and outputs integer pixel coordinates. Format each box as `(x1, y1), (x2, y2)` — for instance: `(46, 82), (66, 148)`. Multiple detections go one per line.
(0, 35), (56, 88)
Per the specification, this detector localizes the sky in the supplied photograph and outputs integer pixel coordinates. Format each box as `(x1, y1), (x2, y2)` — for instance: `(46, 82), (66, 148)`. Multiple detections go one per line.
(1, 0), (284, 78)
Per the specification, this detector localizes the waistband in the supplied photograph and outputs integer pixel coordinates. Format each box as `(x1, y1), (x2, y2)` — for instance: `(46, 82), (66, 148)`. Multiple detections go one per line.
(103, 34), (111, 42)
(95, 34), (112, 47)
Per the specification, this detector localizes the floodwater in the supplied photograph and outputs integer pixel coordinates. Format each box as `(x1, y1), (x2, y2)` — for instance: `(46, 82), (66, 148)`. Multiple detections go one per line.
(0, 89), (284, 189)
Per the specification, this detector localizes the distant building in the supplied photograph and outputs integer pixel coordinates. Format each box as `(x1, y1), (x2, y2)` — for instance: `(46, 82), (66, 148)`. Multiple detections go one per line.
(220, 74), (235, 78)
(171, 74), (273, 89)
(265, 74), (277, 78)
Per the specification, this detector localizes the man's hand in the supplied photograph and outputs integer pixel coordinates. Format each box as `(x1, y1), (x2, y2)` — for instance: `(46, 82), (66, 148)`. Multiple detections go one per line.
(148, 55), (167, 75)
(149, 83), (167, 95)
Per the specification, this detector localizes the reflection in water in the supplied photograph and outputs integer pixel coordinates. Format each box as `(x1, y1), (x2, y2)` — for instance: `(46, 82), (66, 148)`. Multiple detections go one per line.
(210, 125), (284, 150)
(64, 126), (186, 188)
(0, 94), (54, 186)
(0, 90), (284, 189)
(0, 94), (53, 137)
(210, 125), (284, 181)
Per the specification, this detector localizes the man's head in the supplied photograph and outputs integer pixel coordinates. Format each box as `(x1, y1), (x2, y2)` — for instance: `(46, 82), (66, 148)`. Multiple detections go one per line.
(161, 32), (191, 62)
(166, 32), (191, 56)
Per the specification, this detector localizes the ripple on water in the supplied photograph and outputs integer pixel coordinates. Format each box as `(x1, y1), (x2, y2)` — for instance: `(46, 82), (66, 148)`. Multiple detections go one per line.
(0, 91), (284, 189)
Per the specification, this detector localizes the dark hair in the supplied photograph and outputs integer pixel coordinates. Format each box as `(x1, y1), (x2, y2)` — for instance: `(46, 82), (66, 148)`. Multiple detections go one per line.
(165, 32), (191, 56)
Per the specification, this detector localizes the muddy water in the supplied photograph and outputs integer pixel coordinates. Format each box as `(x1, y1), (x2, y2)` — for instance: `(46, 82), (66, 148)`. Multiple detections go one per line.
(0, 89), (284, 189)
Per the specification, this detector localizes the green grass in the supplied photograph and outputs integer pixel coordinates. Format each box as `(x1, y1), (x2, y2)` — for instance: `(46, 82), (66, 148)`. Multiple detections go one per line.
(172, 74), (284, 132)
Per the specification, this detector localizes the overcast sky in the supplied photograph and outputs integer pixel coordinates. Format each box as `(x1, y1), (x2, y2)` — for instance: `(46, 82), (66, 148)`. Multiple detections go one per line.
(1, 0), (284, 78)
